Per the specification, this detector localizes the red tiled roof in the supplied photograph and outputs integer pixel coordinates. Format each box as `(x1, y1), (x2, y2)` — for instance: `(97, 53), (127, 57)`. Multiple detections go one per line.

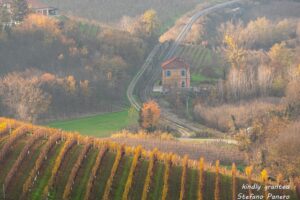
(161, 57), (190, 70)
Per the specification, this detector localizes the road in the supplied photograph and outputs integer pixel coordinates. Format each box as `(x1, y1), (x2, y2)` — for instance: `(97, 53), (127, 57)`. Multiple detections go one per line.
(127, 0), (241, 137)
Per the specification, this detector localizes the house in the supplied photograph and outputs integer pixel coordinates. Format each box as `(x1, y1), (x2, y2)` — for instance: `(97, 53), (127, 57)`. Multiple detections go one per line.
(0, 0), (14, 27)
(161, 57), (191, 90)
(0, 0), (59, 19)
(27, 0), (59, 16)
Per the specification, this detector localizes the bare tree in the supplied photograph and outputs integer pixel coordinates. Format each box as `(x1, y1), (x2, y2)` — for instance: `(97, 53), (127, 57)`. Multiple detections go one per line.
(0, 73), (51, 123)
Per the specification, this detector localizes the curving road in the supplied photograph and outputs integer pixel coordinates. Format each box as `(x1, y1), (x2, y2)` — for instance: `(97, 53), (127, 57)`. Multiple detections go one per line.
(127, 0), (241, 137)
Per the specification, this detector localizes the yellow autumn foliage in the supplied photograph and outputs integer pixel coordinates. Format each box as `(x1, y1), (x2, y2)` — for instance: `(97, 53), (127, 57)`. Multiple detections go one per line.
(162, 154), (171, 200)
(0, 122), (7, 133)
(103, 147), (123, 200)
(198, 157), (205, 200)
(214, 160), (220, 200)
(261, 169), (268, 183)
(141, 148), (157, 200)
(122, 146), (142, 200)
(232, 163), (237, 200)
(179, 155), (188, 200)
(21, 14), (61, 36)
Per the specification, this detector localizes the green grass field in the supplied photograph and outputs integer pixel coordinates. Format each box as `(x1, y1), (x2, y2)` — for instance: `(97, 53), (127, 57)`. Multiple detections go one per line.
(191, 74), (214, 84)
(48, 109), (138, 138)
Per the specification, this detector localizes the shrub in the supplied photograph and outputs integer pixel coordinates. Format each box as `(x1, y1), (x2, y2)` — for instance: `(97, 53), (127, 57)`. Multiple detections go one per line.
(194, 99), (279, 132)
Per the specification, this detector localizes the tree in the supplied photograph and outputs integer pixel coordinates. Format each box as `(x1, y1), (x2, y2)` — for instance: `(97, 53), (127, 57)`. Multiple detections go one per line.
(11, 0), (28, 22)
(297, 22), (300, 39)
(285, 78), (300, 115)
(139, 100), (160, 132)
(268, 42), (293, 72)
(141, 9), (159, 36)
(132, 9), (160, 41)
(65, 76), (76, 94)
(222, 34), (247, 69)
(0, 73), (51, 122)
(267, 121), (300, 177)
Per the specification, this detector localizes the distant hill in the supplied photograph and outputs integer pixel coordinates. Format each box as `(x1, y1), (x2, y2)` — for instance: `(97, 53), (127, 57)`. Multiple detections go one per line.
(0, 118), (298, 199)
(40, 0), (203, 26)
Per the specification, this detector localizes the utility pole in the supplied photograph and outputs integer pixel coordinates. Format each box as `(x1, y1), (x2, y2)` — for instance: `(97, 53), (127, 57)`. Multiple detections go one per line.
(186, 95), (189, 115)
(3, 184), (5, 200)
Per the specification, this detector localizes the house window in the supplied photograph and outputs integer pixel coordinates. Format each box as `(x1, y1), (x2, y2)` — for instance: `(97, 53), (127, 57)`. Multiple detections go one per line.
(49, 9), (57, 15)
(181, 81), (186, 88)
(166, 70), (171, 77)
(181, 69), (186, 76)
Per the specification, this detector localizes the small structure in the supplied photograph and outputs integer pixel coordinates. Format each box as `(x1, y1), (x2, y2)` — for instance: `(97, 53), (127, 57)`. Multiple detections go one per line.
(27, 0), (59, 16)
(0, 0), (59, 17)
(161, 57), (190, 90)
(0, 0), (14, 27)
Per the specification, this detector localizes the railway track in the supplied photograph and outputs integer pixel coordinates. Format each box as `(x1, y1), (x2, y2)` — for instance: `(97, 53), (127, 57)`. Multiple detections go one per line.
(127, 0), (241, 137)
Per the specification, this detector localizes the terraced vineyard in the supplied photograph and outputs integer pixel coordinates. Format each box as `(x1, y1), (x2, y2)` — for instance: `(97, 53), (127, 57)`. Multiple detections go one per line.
(0, 118), (298, 200)
(173, 44), (223, 85)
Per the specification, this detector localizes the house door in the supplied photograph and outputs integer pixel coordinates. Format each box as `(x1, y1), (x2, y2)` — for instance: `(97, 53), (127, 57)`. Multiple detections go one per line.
(181, 81), (186, 88)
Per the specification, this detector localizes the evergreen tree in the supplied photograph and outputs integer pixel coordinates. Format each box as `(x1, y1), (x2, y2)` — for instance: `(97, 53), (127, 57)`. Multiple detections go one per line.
(11, 0), (28, 22)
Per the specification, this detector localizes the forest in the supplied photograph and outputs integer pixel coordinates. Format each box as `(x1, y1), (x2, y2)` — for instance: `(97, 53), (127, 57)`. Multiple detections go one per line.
(0, 7), (160, 122)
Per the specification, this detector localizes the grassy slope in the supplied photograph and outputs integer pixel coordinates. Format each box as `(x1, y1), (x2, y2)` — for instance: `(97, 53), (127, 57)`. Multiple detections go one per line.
(0, 127), (298, 200)
(129, 159), (149, 200)
(203, 171), (216, 200)
(186, 168), (198, 200)
(0, 137), (27, 196)
(41, 0), (201, 25)
(70, 148), (99, 200)
(148, 162), (165, 200)
(50, 144), (83, 199)
(48, 108), (137, 138)
(220, 174), (232, 200)
(90, 152), (116, 199)
(111, 156), (133, 200)
(0, 136), (8, 148)
(167, 165), (182, 200)
(5, 139), (46, 200)
(29, 142), (64, 200)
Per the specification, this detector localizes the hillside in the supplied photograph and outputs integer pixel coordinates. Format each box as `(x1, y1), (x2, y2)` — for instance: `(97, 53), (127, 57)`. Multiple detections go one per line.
(0, 118), (298, 200)
(0, 13), (151, 123)
(41, 0), (202, 27)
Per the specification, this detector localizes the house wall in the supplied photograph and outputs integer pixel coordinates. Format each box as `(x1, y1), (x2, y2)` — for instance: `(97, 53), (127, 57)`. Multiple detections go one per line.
(162, 68), (190, 89)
